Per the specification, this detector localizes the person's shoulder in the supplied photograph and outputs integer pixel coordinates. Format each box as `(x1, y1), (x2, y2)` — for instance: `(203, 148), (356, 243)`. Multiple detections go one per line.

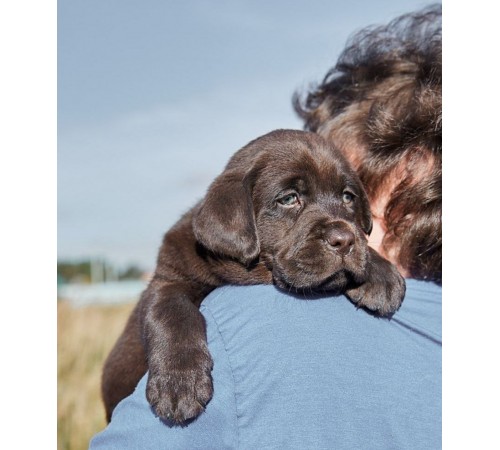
(200, 285), (289, 331)
(201, 284), (284, 311)
(200, 284), (339, 321)
(200, 279), (441, 338)
(201, 279), (441, 313)
(199, 284), (370, 347)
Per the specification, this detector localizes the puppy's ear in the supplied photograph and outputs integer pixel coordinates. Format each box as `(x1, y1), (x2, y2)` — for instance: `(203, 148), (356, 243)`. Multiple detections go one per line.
(192, 169), (259, 265)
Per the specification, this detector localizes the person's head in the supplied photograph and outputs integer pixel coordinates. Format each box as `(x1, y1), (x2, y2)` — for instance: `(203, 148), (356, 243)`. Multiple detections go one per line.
(293, 4), (442, 283)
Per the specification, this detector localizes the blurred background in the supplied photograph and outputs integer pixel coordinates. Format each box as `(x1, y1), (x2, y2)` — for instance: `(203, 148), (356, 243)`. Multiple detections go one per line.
(57, 1), (436, 449)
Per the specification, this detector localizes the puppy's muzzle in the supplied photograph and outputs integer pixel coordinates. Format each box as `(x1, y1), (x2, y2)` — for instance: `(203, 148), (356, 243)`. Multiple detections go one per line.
(324, 222), (356, 256)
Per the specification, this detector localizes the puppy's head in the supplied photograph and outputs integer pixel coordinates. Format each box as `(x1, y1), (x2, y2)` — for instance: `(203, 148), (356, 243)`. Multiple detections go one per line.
(193, 129), (372, 291)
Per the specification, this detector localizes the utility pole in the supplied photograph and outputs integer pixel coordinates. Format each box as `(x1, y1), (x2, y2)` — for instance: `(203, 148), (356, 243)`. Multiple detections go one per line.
(90, 258), (105, 284)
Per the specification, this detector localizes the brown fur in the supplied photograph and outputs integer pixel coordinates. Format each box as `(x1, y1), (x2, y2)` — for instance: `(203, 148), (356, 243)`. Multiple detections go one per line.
(102, 129), (405, 424)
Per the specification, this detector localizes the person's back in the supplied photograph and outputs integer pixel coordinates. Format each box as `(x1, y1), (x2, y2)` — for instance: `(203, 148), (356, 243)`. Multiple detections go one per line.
(90, 279), (441, 449)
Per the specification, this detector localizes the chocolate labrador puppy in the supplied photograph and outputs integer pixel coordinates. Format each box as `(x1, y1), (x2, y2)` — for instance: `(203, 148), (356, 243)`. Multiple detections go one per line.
(102, 129), (405, 424)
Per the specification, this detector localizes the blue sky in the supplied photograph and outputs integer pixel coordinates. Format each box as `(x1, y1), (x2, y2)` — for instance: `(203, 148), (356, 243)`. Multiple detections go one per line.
(58, 0), (437, 271)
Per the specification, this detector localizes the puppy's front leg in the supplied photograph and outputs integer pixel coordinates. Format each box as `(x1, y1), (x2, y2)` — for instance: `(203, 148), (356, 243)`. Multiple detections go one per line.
(142, 279), (214, 424)
(345, 247), (406, 316)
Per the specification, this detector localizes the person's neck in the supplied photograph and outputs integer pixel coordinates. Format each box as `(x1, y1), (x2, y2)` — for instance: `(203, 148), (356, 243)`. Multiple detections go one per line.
(367, 215), (409, 278)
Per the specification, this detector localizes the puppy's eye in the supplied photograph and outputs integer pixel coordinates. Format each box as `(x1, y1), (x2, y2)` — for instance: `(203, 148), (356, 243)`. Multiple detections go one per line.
(278, 193), (299, 207)
(342, 191), (355, 204)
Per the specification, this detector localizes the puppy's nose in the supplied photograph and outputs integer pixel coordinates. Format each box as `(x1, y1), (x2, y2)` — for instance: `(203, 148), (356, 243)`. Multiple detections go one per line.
(325, 228), (355, 255)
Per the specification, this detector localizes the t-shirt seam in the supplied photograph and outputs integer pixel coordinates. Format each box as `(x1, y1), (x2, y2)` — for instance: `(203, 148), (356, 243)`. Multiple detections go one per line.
(201, 297), (240, 450)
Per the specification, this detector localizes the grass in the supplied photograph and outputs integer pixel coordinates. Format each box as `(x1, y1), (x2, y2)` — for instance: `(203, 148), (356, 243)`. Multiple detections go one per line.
(57, 300), (135, 450)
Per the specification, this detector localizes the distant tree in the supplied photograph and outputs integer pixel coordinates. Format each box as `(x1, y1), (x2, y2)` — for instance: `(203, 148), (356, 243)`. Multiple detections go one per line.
(58, 260), (145, 283)
(119, 265), (144, 280)
(57, 261), (91, 284)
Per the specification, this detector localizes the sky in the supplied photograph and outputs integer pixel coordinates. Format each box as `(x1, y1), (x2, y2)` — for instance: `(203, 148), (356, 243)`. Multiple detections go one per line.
(58, 0), (438, 272)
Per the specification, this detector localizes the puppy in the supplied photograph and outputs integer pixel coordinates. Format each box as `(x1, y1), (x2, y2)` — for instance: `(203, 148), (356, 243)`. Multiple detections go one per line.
(102, 129), (405, 424)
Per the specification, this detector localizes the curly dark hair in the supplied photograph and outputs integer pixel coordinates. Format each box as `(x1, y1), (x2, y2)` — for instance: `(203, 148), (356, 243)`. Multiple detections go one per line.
(293, 4), (442, 283)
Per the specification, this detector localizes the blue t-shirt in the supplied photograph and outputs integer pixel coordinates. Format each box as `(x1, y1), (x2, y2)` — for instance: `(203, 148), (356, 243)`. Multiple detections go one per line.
(90, 279), (441, 449)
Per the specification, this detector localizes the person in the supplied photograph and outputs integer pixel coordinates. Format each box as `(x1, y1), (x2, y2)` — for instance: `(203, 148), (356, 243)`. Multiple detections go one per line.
(90, 4), (442, 449)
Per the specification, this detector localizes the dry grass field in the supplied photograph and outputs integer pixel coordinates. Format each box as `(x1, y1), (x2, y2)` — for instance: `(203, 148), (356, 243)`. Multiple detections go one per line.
(57, 300), (135, 450)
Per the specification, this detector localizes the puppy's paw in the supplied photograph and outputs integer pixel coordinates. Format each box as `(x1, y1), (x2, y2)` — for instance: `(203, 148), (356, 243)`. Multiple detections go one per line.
(346, 249), (406, 316)
(146, 345), (213, 425)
